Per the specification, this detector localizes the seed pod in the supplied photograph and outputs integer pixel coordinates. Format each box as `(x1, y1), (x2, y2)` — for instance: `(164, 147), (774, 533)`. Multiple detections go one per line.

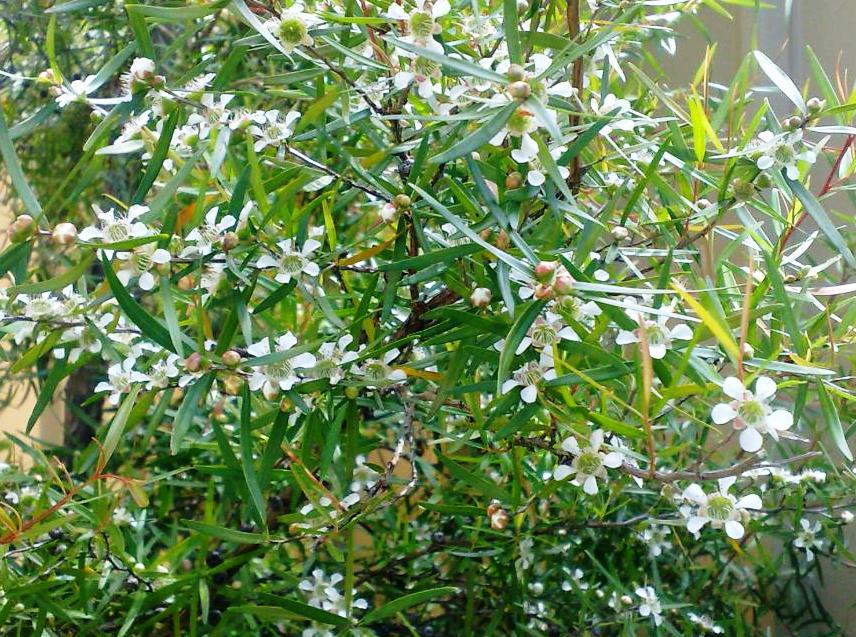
(52, 222), (78, 245)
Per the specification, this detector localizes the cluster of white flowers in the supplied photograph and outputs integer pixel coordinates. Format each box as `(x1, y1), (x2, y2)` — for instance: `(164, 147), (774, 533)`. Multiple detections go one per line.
(298, 568), (368, 617)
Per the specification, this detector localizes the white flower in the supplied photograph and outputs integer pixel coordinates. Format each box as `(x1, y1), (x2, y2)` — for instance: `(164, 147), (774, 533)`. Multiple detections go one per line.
(115, 243), (171, 291)
(299, 569), (342, 608)
(711, 376), (794, 453)
(793, 518), (823, 562)
(515, 311), (578, 353)
(754, 130), (816, 180)
(393, 56), (441, 99)
(639, 524), (671, 558)
(182, 207), (236, 257)
(682, 476), (762, 540)
(490, 106), (540, 163)
(591, 94), (637, 135)
(256, 238), (322, 283)
(553, 429), (623, 495)
(501, 351), (557, 404)
(350, 455), (380, 492)
(635, 586), (663, 626)
(310, 334), (360, 385)
(264, 4), (321, 53)
(516, 536), (535, 571)
(78, 204), (151, 255)
(470, 287), (492, 308)
(55, 74), (99, 108)
(95, 358), (150, 406)
(561, 568), (589, 592)
(248, 110), (301, 152)
(352, 349), (407, 388)
(247, 332), (316, 396)
(688, 612), (724, 634)
(121, 57), (161, 95)
(146, 353), (181, 390)
(841, 510), (854, 524)
(616, 311), (693, 359)
(387, 0), (451, 56)
(526, 146), (569, 187)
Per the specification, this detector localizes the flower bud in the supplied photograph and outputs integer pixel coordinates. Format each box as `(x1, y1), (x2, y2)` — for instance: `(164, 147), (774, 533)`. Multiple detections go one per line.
(487, 501), (509, 530)
(393, 193), (412, 209)
(533, 283), (554, 300)
(36, 69), (58, 86)
(507, 81), (531, 100)
(479, 228), (493, 241)
(156, 261), (171, 276)
(755, 173), (772, 189)
(806, 97), (826, 114)
(52, 222), (77, 245)
(505, 171), (523, 189)
(495, 230), (510, 250)
(221, 350), (242, 367)
(507, 64), (526, 82)
(516, 0), (529, 12)
(841, 510), (854, 524)
(345, 386), (360, 400)
(620, 595), (633, 606)
(379, 202), (398, 224)
(8, 215), (35, 243)
(470, 287), (492, 308)
(222, 231), (239, 252)
(741, 343), (755, 359)
(533, 260), (557, 283)
(610, 225), (629, 241)
(178, 275), (195, 291)
(553, 274), (575, 295)
(782, 115), (803, 131)
(184, 352), (203, 373)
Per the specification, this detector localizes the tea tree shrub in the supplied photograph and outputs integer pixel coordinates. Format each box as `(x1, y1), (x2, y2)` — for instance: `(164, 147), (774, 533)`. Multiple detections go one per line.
(0, 0), (855, 634)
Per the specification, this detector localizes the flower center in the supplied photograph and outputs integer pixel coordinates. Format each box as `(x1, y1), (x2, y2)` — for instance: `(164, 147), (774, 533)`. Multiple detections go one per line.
(280, 253), (306, 274)
(312, 359), (336, 378)
(131, 247), (154, 273)
(642, 322), (666, 346)
(530, 322), (559, 348)
(199, 223), (220, 246)
(105, 222), (129, 243)
(737, 399), (766, 427)
(279, 16), (308, 45)
(506, 108), (534, 137)
(576, 450), (603, 475)
(363, 360), (390, 382)
(706, 494), (734, 521)
(516, 362), (542, 387)
(774, 143), (796, 165)
(409, 11), (435, 38)
(265, 359), (294, 381)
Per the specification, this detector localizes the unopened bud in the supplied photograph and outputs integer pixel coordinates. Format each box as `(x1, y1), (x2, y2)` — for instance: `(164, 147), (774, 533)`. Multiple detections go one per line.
(52, 222), (78, 245)
(178, 275), (195, 291)
(507, 81), (531, 100)
(495, 230), (510, 250)
(741, 343), (755, 359)
(156, 261), (171, 276)
(533, 283), (554, 300)
(553, 274), (574, 295)
(755, 173), (772, 189)
(610, 225), (629, 241)
(470, 287), (492, 308)
(36, 69), (57, 86)
(184, 352), (203, 373)
(262, 384), (281, 401)
(222, 350), (242, 367)
(841, 510), (854, 524)
(222, 231), (239, 251)
(516, 0), (528, 12)
(533, 260), (557, 283)
(393, 194), (412, 209)
(507, 64), (526, 82)
(8, 215), (35, 243)
(487, 501), (509, 530)
(782, 115), (803, 131)
(345, 386), (360, 400)
(806, 97), (826, 114)
(479, 228), (493, 241)
(621, 595), (633, 606)
(505, 171), (523, 189)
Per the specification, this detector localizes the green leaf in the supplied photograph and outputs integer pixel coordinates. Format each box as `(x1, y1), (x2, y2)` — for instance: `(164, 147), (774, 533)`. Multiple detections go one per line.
(170, 373), (214, 454)
(0, 110), (42, 218)
(439, 454), (511, 502)
(26, 359), (68, 434)
(10, 255), (92, 296)
(378, 243), (481, 271)
(384, 36), (506, 83)
(502, 0), (522, 65)
(818, 382), (852, 461)
(430, 102), (518, 165)
(160, 276), (186, 356)
(183, 520), (268, 544)
(410, 184), (530, 274)
(496, 300), (545, 394)
(133, 109), (179, 203)
(255, 595), (350, 627)
(787, 178), (856, 270)
(753, 50), (806, 114)
(240, 385), (268, 529)
(360, 587), (459, 625)
(46, 0), (109, 12)
(125, 1), (227, 22)
(100, 386), (142, 467)
(126, 7), (155, 59)
(143, 146), (205, 221)
(102, 255), (175, 352)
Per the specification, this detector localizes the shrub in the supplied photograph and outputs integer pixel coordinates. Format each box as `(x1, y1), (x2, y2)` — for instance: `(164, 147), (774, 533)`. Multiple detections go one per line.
(0, 0), (855, 634)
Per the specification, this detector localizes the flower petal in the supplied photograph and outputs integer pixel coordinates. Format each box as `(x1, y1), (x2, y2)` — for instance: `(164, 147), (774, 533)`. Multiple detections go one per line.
(739, 427), (764, 453)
